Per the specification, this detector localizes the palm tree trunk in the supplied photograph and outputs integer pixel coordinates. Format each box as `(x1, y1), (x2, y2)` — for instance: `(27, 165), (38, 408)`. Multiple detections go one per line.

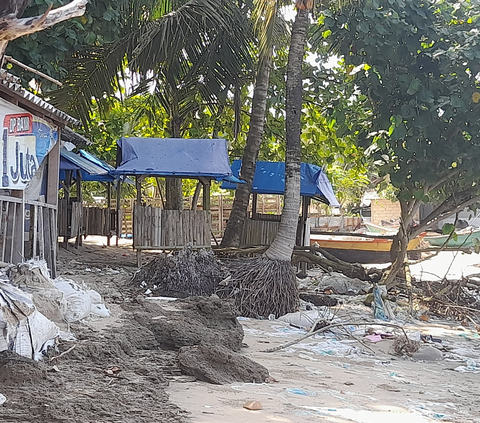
(221, 51), (273, 247)
(264, 6), (310, 261)
(165, 111), (183, 210)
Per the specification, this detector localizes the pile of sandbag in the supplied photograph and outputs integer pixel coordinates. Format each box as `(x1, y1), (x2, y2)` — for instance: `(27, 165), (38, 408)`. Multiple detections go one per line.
(0, 259), (110, 360)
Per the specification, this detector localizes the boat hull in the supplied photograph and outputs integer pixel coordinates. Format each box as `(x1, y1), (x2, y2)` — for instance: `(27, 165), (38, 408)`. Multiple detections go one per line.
(310, 236), (421, 264)
(425, 229), (480, 248)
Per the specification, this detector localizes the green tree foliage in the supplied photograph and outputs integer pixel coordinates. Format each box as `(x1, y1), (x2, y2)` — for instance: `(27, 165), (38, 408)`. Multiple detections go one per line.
(6, 0), (152, 91)
(321, 0), (480, 283)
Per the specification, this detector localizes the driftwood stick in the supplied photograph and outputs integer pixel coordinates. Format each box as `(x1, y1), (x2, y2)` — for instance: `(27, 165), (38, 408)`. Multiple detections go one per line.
(50, 344), (76, 361)
(339, 324), (376, 355)
(262, 322), (408, 353)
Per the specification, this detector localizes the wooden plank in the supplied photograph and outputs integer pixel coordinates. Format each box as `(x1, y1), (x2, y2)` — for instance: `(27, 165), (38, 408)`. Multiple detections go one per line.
(155, 208), (161, 246)
(165, 210), (174, 247)
(205, 212), (212, 246)
(43, 206), (52, 271)
(188, 211), (193, 245)
(182, 211), (189, 246)
(50, 208), (57, 277)
(175, 211), (182, 247)
(32, 204), (38, 257)
(38, 206), (45, 260)
(46, 140), (60, 205)
(9, 201), (16, 263)
(1, 201), (7, 262)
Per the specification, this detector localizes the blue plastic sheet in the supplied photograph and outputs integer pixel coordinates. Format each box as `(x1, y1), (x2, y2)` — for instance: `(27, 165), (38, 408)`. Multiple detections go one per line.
(221, 160), (340, 206)
(114, 138), (240, 182)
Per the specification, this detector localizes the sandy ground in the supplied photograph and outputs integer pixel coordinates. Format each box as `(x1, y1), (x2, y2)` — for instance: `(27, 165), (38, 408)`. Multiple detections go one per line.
(3, 236), (479, 423)
(169, 315), (480, 423)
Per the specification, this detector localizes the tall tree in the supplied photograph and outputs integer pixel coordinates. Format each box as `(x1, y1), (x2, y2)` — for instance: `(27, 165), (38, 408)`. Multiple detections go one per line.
(221, 0), (287, 246)
(322, 0), (480, 286)
(48, 0), (252, 209)
(228, 0), (312, 318)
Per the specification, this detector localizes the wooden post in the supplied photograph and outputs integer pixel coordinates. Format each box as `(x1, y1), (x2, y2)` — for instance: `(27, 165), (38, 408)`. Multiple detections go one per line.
(106, 182), (111, 246)
(63, 170), (71, 250)
(202, 179), (211, 211)
(300, 196), (310, 275)
(75, 169), (82, 247)
(116, 180), (121, 247)
(252, 193), (258, 219)
(47, 139), (60, 206)
(135, 176), (141, 266)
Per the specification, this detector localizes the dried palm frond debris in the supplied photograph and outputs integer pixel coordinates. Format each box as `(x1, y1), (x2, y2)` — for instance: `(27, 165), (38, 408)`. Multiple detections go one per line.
(415, 277), (480, 321)
(391, 336), (420, 357)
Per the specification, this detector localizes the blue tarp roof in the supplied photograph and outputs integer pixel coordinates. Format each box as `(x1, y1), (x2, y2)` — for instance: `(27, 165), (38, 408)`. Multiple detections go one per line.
(221, 160), (340, 207)
(113, 137), (242, 182)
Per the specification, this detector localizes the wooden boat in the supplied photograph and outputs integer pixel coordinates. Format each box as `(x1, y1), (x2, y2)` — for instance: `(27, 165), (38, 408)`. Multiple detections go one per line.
(310, 234), (422, 264)
(424, 227), (480, 248)
(363, 221), (398, 235)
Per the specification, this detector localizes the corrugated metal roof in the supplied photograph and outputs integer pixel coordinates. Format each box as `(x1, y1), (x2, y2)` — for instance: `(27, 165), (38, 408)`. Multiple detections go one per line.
(60, 149), (108, 176)
(0, 69), (79, 126)
(62, 126), (92, 146)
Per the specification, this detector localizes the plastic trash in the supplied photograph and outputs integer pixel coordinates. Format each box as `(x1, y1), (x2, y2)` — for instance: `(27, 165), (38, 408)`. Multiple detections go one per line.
(0, 393), (6, 405)
(8, 259), (67, 323)
(286, 388), (317, 396)
(278, 308), (336, 328)
(373, 286), (389, 321)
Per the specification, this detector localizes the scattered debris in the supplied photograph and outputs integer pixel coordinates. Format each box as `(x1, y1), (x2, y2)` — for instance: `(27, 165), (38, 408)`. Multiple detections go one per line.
(104, 366), (123, 377)
(0, 282), (59, 360)
(313, 272), (371, 295)
(55, 278), (110, 322)
(243, 400), (263, 411)
(299, 293), (338, 307)
(391, 336), (420, 357)
(412, 345), (443, 361)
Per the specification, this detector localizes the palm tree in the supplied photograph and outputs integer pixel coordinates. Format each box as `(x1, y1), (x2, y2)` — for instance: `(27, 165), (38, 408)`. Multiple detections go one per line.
(228, 0), (312, 318)
(221, 0), (287, 246)
(49, 0), (252, 209)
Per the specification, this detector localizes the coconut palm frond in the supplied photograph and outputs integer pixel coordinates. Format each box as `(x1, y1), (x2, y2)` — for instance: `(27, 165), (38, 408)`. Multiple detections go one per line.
(49, 0), (253, 124)
(253, 0), (289, 62)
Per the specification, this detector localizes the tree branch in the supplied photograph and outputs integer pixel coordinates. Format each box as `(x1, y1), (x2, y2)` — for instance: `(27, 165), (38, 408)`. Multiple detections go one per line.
(411, 189), (480, 238)
(0, 0), (87, 43)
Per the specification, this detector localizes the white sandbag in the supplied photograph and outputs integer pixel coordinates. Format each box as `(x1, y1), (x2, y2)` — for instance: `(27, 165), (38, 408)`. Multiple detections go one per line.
(0, 282), (59, 360)
(9, 259), (67, 323)
(278, 308), (336, 328)
(55, 278), (110, 322)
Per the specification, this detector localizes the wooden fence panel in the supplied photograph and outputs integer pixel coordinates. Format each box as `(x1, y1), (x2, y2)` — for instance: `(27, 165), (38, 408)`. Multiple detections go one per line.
(133, 206), (211, 249)
(240, 219), (281, 246)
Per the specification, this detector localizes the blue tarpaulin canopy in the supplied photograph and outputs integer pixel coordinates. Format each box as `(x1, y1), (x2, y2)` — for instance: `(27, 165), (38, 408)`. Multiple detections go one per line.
(221, 160), (340, 207)
(113, 137), (242, 182)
